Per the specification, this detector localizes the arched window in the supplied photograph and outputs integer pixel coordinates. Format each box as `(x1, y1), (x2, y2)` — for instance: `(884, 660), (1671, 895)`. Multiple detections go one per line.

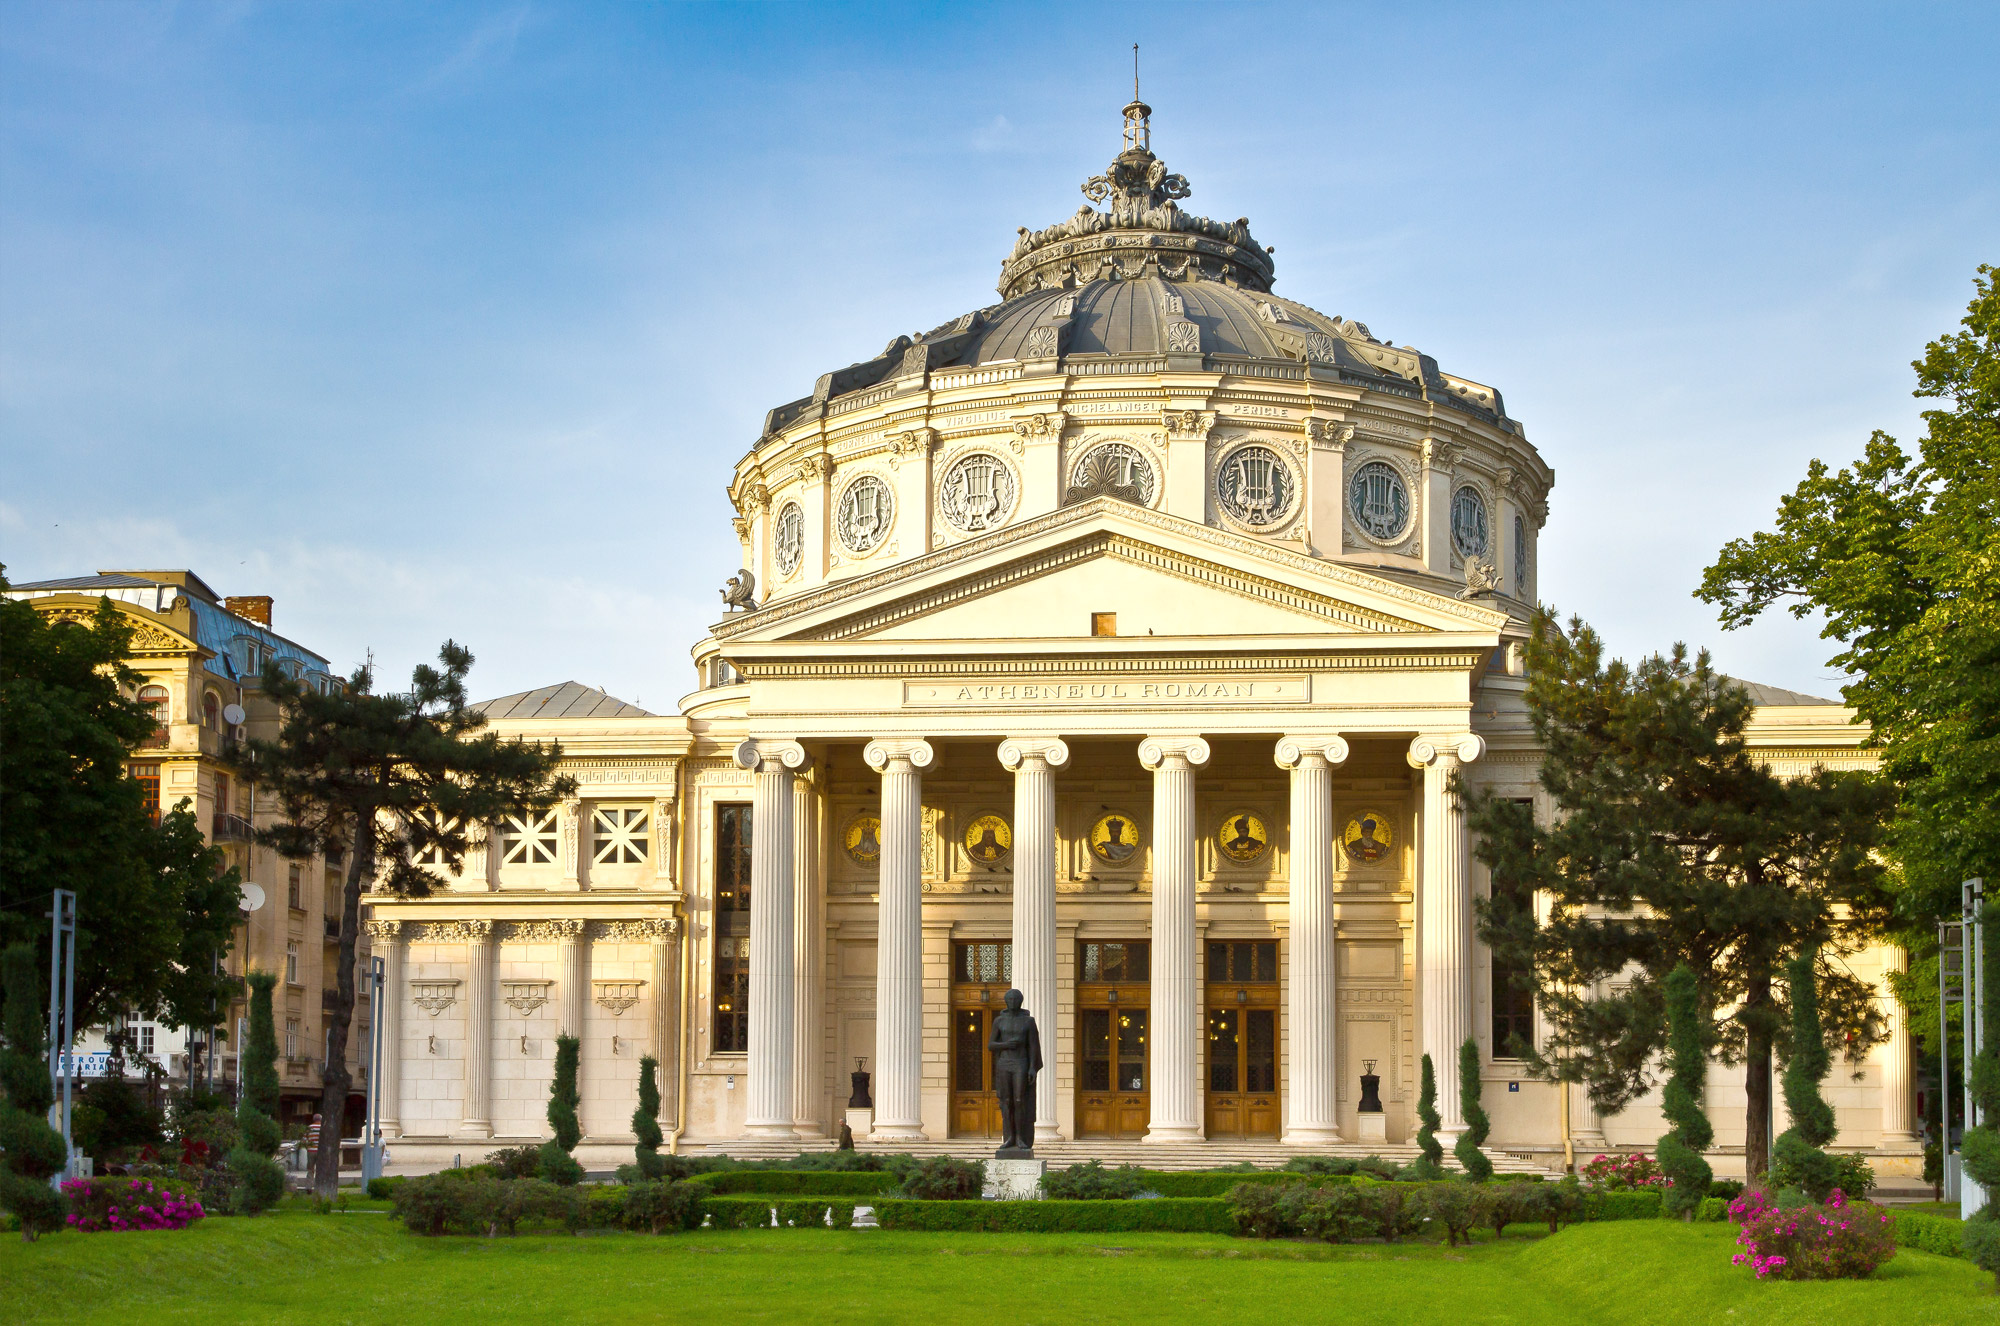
(203, 691), (222, 731)
(138, 685), (170, 745)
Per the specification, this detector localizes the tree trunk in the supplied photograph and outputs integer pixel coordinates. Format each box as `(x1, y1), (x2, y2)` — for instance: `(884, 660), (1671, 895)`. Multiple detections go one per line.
(313, 816), (370, 1198)
(1743, 970), (1773, 1183)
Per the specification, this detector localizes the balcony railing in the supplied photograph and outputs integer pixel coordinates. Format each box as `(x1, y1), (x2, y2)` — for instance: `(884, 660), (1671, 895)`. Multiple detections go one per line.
(211, 813), (255, 842)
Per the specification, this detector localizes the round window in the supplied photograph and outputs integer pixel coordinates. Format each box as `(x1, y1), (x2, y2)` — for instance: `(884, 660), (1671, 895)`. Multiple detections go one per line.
(1348, 460), (1411, 541)
(836, 475), (895, 554)
(1451, 485), (1489, 558)
(1215, 445), (1296, 528)
(773, 502), (804, 576)
(938, 452), (1017, 534)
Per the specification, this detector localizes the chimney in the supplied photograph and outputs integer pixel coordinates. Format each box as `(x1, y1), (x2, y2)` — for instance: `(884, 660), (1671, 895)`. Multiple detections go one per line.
(226, 596), (273, 628)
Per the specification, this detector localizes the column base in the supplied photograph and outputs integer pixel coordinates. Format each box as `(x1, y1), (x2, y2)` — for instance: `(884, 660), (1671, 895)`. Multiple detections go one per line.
(1034, 1122), (1063, 1145)
(1283, 1126), (1346, 1147)
(743, 1122), (801, 1139)
(1142, 1125), (1205, 1145)
(380, 1123), (403, 1142)
(454, 1122), (493, 1140)
(869, 1122), (927, 1142)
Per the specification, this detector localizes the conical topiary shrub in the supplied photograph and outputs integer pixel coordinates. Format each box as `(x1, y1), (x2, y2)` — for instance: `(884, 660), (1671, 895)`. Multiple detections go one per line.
(1771, 948), (1840, 1202)
(1454, 1037), (1494, 1181)
(225, 970), (285, 1215)
(1656, 963), (1713, 1218)
(1411, 1053), (1445, 1179)
(632, 1055), (665, 1180)
(538, 1034), (584, 1185)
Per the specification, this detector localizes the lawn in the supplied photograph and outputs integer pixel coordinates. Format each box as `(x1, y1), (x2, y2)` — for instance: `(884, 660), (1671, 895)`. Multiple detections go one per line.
(3, 1212), (1996, 1325)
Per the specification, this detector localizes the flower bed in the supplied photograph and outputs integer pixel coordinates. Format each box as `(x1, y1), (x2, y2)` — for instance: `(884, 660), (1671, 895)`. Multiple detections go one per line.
(1731, 1190), (1896, 1280)
(63, 1177), (205, 1232)
(1580, 1153), (1667, 1191)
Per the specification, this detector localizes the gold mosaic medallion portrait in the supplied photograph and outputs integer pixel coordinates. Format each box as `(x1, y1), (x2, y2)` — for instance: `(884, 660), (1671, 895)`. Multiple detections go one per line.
(963, 813), (1011, 867)
(1217, 811), (1270, 863)
(1342, 811), (1394, 864)
(844, 813), (883, 866)
(1088, 811), (1142, 865)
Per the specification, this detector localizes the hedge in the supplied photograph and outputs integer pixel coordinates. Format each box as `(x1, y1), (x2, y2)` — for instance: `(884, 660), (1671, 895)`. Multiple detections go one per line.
(693, 1170), (898, 1197)
(873, 1198), (1234, 1233)
(1138, 1171), (1317, 1198)
(1697, 1196), (1729, 1222)
(1893, 1209), (1965, 1258)
(1585, 1189), (1664, 1221)
(700, 1196), (858, 1229)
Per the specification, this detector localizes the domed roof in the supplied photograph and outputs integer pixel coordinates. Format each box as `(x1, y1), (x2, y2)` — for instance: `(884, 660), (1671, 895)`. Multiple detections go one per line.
(755, 101), (1514, 441)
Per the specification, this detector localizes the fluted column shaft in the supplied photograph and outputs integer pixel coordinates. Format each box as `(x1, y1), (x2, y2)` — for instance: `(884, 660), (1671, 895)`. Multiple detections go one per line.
(1141, 736), (1210, 1144)
(1001, 737), (1070, 1142)
(647, 919), (680, 1131)
(554, 921), (587, 1038)
(866, 738), (935, 1141)
(458, 920), (494, 1138)
(1279, 736), (1350, 1144)
(1882, 946), (1918, 1143)
(735, 739), (809, 1138)
(793, 772), (825, 1132)
(370, 920), (404, 1139)
(1410, 734), (1484, 1136)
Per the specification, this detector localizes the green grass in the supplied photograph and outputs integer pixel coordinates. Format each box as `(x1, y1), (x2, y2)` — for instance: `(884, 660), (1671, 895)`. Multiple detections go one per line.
(3, 1212), (1996, 1324)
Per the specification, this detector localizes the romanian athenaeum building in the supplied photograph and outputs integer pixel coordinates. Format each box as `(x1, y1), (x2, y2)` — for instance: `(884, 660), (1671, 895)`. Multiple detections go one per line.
(339, 101), (1918, 1175)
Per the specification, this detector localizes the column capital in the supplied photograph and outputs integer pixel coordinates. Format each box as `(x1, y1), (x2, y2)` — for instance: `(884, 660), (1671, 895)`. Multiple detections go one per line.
(998, 736), (1070, 771)
(864, 737), (935, 772)
(1138, 735), (1211, 770)
(364, 918), (402, 943)
(733, 739), (811, 774)
(1275, 735), (1350, 769)
(1406, 733), (1486, 768)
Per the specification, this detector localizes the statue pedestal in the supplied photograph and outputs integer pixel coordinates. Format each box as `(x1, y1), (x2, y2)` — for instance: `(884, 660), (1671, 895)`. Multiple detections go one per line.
(984, 1158), (1045, 1201)
(844, 1107), (873, 1140)
(1357, 1111), (1387, 1144)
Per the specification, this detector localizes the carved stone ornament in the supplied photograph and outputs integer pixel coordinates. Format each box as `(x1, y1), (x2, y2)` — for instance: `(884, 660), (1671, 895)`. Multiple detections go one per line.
(1011, 412), (1062, 440)
(1065, 441), (1157, 507)
(411, 980), (460, 1017)
(1459, 553), (1503, 600)
(364, 918), (402, 944)
(1307, 419), (1354, 450)
(501, 980), (552, 1015)
(593, 917), (679, 943)
(1304, 331), (1339, 365)
(795, 453), (835, 483)
(1162, 409), (1214, 439)
(938, 451), (1018, 535)
(1023, 325), (1060, 358)
(836, 474), (895, 555)
(720, 568), (759, 611)
(1165, 320), (1201, 353)
(592, 979), (645, 1016)
(1214, 443), (1298, 530)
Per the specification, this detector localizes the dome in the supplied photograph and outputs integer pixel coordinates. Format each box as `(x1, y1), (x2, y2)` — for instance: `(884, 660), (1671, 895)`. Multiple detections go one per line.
(757, 100), (1515, 443)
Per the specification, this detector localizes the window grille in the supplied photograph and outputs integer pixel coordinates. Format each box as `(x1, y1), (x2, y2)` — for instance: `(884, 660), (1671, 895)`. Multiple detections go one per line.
(592, 806), (651, 865)
(500, 811), (560, 865)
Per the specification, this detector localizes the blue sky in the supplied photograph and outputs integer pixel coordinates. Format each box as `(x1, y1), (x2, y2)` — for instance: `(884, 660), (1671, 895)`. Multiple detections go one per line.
(3, 2), (1995, 709)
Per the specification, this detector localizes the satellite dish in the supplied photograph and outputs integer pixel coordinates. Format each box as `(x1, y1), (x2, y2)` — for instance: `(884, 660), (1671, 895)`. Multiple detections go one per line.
(239, 882), (266, 913)
(222, 703), (246, 726)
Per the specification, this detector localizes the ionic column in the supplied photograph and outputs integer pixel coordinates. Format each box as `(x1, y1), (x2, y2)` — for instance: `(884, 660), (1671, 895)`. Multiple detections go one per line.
(792, 770), (825, 1133)
(734, 739), (810, 1138)
(865, 738), (935, 1141)
(456, 919), (494, 1138)
(1881, 946), (1918, 1144)
(367, 919), (404, 1139)
(1277, 735), (1351, 1145)
(1140, 735), (1210, 1144)
(644, 917), (681, 1131)
(1408, 734), (1485, 1137)
(1000, 736), (1070, 1143)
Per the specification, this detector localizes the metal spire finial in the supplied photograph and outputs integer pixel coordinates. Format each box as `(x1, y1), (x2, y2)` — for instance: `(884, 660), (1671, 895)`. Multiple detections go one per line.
(1121, 45), (1151, 153)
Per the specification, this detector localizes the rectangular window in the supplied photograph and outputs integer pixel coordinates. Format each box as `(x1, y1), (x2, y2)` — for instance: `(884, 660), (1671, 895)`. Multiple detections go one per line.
(953, 941), (1012, 985)
(1091, 612), (1117, 637)
(285, 943), (299, 986)
(592, 806), (651, 865)
(134, 1024), (155, 1056)
(284, 1019), (299, 1060)
(1079, 940), (1148, 983)
(500, 811), (560, 865)
(413, 810), (453, 866)
(1489, 798), (1537, 1059)
(1205, 941), (1278, 984)
(129, 763), (161, 824)
(712, 803), (752, 1053)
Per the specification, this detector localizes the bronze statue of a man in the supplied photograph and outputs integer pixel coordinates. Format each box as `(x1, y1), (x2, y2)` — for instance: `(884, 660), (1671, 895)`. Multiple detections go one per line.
(987, 988), (1044, 1156)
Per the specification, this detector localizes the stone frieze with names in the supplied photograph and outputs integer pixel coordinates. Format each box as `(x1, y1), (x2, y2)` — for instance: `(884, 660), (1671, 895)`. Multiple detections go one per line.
(902, 674), (1310, 709)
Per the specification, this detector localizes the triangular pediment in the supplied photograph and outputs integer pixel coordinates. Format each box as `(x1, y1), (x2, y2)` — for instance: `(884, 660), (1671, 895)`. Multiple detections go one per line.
(714, 499), (1509, 647)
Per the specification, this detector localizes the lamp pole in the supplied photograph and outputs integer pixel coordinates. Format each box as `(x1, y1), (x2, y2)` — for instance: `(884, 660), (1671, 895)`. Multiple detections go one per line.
(361, 955), (385, 1183)
(45, 889), (78, 1181)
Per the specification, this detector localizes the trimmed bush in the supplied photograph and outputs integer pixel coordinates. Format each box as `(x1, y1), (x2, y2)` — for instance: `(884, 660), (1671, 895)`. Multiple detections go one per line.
(1771, 948), (1844, 1202)
(1657, 964), (1714, 1218)
(485, 1145), (543, 1180)
(1412, 1179), (1491, 1246)
(624, 1179), (703, 1233)
(1412, 1053), (1445, 1179)
(390, 1174), (592, 1237)
(632, 1056), (666, 1180)
(1455, 1038), (1494, 1182)
(1143, 1170), (1307, 1198)
(895, 1156), (983, 1200)
(1697, 1196), (1730, 1222)
(1283, 1154), (1399, 1180)
(367, 1176), (407, 1201)
(873, 1198), (1233, 1234)
(1278, 1182), (1382, 1244)
(701, 1196), (857, 1229)
(1586, 1189), (1665, 1221)
(0, 944), (68, 1241)
(227, 970), (285, 1217)
(693, 1170), (898, 1196)
(537, 1140), (585, 1187)
(1733, 1191), (1897, 1280)
(1894, 1209), (1966, 1258)
(1041, 1160), (1147, 1200)
(62, 1176), (204, 1232)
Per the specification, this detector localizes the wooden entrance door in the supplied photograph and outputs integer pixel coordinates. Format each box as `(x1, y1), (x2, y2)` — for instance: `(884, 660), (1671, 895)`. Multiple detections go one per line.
(1076, 940), (1150, 1139)
(1206, 941), (1279, 1138)
(950, 940), (1011, 1137)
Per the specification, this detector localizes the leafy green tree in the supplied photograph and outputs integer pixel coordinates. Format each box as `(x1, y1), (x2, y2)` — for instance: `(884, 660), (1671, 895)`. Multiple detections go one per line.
(0, 583), (241, 1032)
(539, 1034), (584, 1186)
(226, 970), (284, 1215)
(1412, 1054), (1444, 1178)
(632, 1055), (665, 1180)
(0, 944), (67, 1240)
(1454, 1038), (1493, 1181)
(1468, 612), (1895, 1180)
(1656, 964), (1713, 1218)
(1961, 904), (2000, 1283)
(1770, 948), (1840, 1200)
(232, 641), (573, 1197)
(1699, 266), (1999, 926)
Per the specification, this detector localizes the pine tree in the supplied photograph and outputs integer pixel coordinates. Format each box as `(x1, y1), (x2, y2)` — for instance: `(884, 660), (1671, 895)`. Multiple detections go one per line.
(1467, 611), (1894, 1180)
(1454, 1037), (1493, 1181)
(1657, 964), (1713, 1218)
(1961, 903), (2000, 1283)
(225, 970), (284, 1215)
(1770, 948), (1842, 1201)
(1412, 1054), (1444, 1178)
(632, 1055), (665, 1180)
(232, 641), (572, 1197)
(0, 944), (67, 1240)
(539, 1034), (584, 1185)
